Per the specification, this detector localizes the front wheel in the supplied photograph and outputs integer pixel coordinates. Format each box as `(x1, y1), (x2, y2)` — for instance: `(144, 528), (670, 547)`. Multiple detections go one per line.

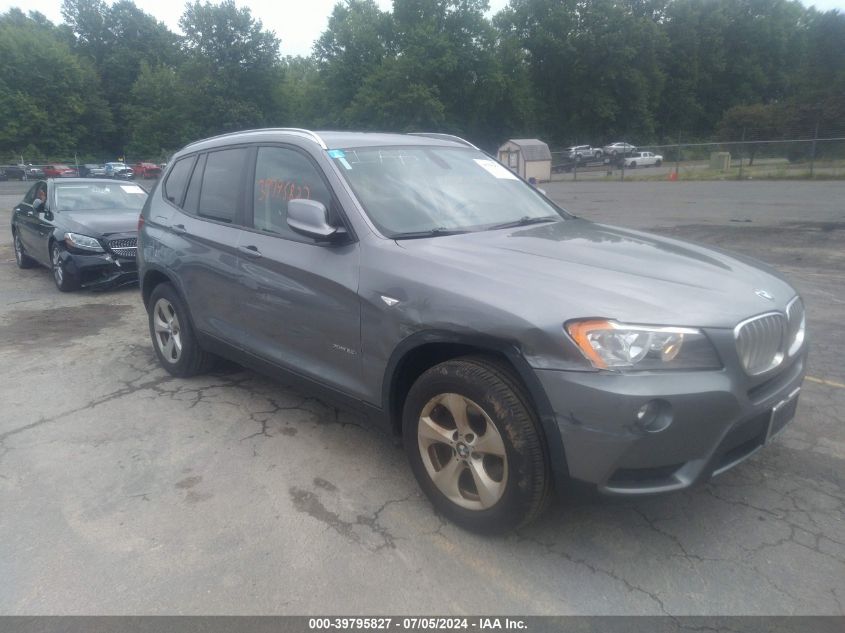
(148, 282), (215, 377)
(403, 357), (550, 533)
(51, 242), (80, 292)
(656, 159), (662, 167)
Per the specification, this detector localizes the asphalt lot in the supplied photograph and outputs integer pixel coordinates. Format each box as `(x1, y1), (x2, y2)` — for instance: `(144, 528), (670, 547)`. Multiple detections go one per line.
(1, 179), (843, 615)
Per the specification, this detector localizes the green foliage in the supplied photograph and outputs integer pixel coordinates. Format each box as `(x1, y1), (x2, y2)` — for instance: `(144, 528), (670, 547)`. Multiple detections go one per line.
(0, 9), (112, 155)
(1, 0), (843, 159)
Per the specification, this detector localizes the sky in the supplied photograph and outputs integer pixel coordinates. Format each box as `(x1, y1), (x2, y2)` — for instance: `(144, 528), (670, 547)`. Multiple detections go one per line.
(1, 0), (843, 57)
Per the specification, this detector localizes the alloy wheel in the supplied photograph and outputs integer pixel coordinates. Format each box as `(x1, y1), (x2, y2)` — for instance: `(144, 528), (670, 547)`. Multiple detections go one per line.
(153, 298), (183, 363)
(52, 246), (64, 285)
(417, 392), (508, 510)
(14, 234), (22, 265)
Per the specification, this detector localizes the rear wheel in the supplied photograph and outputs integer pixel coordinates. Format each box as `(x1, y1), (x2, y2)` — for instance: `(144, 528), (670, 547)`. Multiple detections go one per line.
(656, 159), (663, 167)
(629, 161), (637, 168)
(13, 231), (36, 269)
(51, 242), (80, 292)
(403, 357), (550, 533)
(148, 282), (215, 377)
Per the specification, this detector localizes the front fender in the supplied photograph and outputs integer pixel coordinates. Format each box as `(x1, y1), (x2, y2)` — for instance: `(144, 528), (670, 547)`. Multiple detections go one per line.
(382, 330), (570, 486)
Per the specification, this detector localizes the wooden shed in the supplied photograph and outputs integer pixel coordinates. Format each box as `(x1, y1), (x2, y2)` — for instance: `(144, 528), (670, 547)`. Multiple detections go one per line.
(497, 138), (552, 182)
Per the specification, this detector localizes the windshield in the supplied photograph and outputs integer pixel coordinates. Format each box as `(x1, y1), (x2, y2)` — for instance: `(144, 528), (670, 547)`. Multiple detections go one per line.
(329, 146), (567, 237)
(55, 183), (147, 212)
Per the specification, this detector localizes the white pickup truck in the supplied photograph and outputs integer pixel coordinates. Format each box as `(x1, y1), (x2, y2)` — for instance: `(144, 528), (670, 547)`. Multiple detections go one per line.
(624, 151), (663, 168)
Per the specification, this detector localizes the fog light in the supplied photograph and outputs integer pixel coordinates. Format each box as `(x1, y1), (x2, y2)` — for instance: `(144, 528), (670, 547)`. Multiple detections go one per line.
(636, 399), (673, 433)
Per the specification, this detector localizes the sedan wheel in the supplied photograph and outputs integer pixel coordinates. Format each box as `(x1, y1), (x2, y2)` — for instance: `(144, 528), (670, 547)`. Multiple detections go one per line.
(51, 243), (79, 292)
(13, 232), (36, 269)
(403, 357), (550, 533)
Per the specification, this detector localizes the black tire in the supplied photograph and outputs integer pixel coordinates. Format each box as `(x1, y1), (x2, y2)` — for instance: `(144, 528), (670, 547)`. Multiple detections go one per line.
(148, 282), (215, 377)
(629, 161), (637, 168)
(656, 159), (662, 167)
(13, 231), (37, 269)
(50, 242), (80, 292)
(402, 356), (551, 534)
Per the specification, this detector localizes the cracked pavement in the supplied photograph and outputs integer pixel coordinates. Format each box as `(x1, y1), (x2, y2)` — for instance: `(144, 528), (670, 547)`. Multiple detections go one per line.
(0, 180), (843, 615)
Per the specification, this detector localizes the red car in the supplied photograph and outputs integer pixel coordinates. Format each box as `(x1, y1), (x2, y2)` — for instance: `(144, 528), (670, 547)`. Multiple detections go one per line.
(133, 162), (162, 179)
(43, 164), (78, 178)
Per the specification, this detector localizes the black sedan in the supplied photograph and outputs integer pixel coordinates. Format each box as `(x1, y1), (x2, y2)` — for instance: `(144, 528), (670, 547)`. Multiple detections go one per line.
(11, 179), (147, 291)
(2, 165), (27, 180)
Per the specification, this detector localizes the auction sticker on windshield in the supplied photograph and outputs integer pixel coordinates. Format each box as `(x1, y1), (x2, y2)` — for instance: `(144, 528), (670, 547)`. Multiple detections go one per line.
(474, 158), (518, 180)
(121, 185), (146, 194)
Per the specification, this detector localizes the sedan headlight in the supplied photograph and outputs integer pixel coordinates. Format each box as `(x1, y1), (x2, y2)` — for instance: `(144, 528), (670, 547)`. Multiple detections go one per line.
(64, 232), (104, 253)
(566, 319), (721, 371)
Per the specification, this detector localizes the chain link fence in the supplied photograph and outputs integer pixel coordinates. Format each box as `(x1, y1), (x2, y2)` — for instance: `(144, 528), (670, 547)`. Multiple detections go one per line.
(549, 137), (845, 182)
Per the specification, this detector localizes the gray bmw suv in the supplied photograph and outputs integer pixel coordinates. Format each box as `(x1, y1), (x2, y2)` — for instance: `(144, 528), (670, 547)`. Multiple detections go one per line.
(138, 128), (806, 533)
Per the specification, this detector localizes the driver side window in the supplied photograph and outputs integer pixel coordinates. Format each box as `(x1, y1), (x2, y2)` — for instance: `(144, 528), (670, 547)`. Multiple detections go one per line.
(32, 183), (47, 210)
(23, 183), (39, 204)
(252, 146), (333, 242)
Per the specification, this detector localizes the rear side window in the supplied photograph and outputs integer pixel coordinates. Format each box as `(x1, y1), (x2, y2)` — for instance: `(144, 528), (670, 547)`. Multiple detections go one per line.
(183, 154), (207, 215)
(198, 148), (248, 223)
(252, 146), (332, 239)
(164, 156), (195, 206)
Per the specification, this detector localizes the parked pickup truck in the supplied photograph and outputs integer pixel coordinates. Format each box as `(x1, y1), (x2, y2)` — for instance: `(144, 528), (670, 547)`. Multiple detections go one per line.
(624, 151), (663, 168)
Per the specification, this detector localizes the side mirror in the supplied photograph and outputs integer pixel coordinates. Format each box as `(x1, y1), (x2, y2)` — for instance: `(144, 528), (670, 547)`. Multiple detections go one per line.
(287, 199), (340, 241)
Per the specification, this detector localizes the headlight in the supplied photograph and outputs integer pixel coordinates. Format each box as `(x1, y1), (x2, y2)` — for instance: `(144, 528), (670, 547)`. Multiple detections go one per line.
(566, 319), (721, 371)
(64, 232), (104, 252)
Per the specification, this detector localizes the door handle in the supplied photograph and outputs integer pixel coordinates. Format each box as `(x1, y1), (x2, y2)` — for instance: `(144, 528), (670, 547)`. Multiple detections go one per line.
(171, 223), (186, 234)
(238, 244), (262, 258)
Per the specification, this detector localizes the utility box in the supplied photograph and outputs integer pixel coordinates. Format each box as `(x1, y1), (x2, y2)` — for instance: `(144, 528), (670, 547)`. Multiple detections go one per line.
(498, 139), (552, 182)
(710, 152), (731, 171)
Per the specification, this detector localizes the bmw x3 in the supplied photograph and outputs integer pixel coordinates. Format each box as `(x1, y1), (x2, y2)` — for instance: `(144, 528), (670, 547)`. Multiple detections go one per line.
(138, 129), (806, 532)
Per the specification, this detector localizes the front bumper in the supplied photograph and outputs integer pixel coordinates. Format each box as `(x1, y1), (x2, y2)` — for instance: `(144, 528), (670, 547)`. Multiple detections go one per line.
(57, 250), (138, 290)
(535, 342), (807, 495)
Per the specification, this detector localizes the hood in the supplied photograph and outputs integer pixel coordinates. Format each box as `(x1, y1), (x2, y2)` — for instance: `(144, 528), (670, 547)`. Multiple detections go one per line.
(57, 210), (140, 238)
(396, 219), (796, 328)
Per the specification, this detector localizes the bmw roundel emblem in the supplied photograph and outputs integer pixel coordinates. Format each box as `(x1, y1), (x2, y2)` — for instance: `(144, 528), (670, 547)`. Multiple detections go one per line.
(755, 289), (774, 301)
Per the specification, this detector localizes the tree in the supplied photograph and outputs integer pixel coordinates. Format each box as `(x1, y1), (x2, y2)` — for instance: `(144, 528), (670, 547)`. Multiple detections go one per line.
(0, 9), (112, 157)
(62, 0), (182, 150)
(716, 103), (779, 164)
(177, 1), (284, 135)
(496, 0), (667, 144)
(314, 0), (395, 125)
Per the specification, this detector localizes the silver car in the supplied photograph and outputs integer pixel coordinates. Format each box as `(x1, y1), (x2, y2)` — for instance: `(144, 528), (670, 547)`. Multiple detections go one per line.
(138, 129), (807, 533)
(603, 141), (637, 156)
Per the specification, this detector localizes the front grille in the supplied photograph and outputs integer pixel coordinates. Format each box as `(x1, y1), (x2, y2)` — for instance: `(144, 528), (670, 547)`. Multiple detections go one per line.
(108, 237), (137, 258)
(785, 297), (805, 356)
(735, 313), (785, 375)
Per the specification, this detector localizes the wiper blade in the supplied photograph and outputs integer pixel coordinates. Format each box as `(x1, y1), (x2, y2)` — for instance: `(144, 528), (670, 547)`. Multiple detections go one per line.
(392, 227), (470, 240)
(486, 215), (559, 231)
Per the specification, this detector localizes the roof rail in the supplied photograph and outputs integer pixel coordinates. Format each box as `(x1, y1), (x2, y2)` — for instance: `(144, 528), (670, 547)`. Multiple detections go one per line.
(408, 132), (479, 150)
(183, 128), (328, 150)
